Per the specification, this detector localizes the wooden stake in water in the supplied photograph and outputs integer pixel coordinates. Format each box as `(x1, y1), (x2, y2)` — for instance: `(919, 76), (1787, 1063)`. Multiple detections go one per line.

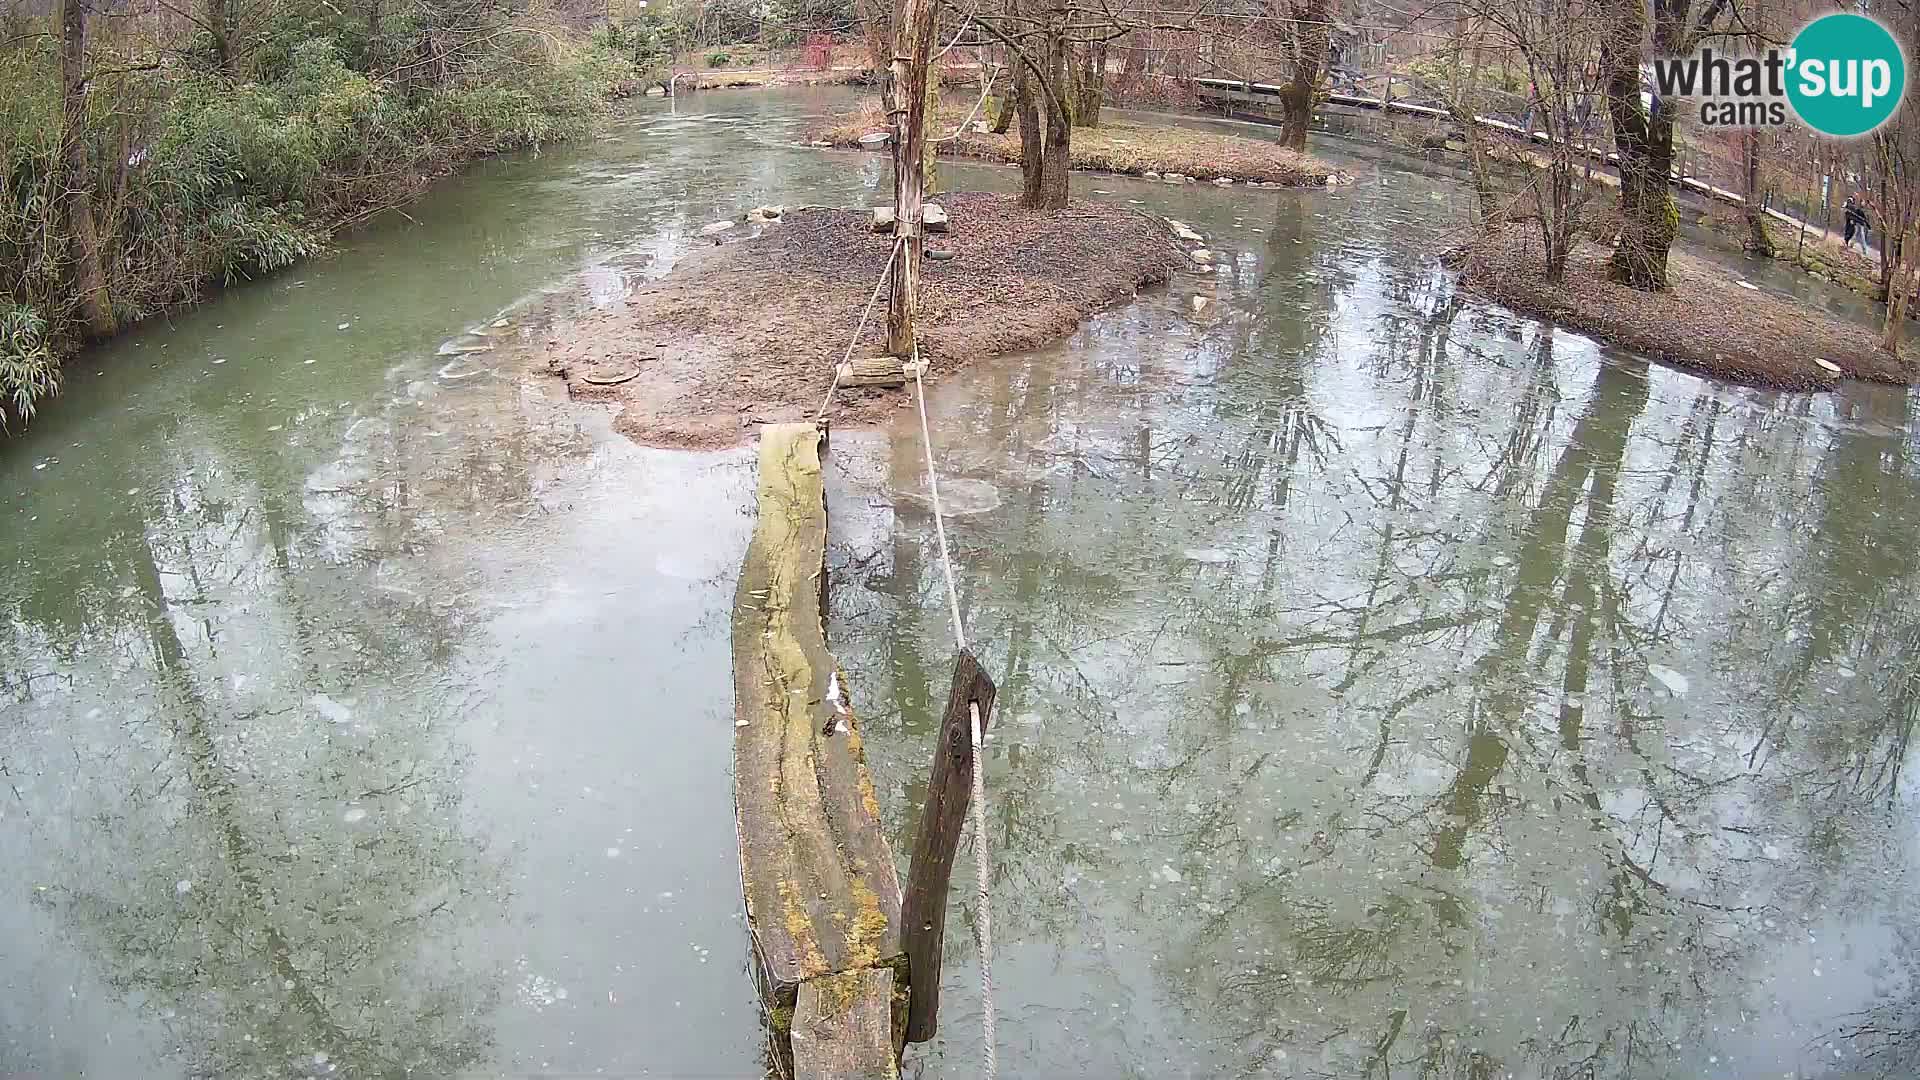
(900, 648), (996, 1043)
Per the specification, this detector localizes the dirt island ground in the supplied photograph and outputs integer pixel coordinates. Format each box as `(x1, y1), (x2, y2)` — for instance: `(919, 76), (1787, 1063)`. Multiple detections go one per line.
(815, 99), (1338, 188)
(1456, 225), (1919, 390)
(539, 192), (1185, 447)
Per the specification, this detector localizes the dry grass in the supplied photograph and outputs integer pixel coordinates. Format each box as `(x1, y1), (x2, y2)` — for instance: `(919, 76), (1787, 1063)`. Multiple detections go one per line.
(816, 98), (1337, 187)
(1457, 225), (1917, 390)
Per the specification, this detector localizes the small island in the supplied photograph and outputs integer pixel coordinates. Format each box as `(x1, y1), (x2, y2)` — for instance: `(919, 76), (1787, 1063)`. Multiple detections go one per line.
(543, 193), (1188, 448)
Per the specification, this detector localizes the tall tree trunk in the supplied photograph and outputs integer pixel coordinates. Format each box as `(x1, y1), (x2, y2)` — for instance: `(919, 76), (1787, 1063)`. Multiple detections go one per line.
(60, 0), (114, 339)
(989, 50), (1017, 135)
(922, 73), (939, 197)
(1277, 0), (1331, 152)
(1015, 48), (1044, 204)
(1073, 40), (1104, 127)
(991, 78), (1016, 135)
(886, 0), (935, 356)
(1600, 0), (1675, 289)
(1029, 16), (1071, 210)
(860, 0), (895, 118)
(1743, 130), (1774, 256)
(207, 0), (233, 74)
(1883, 225), (1912, 353)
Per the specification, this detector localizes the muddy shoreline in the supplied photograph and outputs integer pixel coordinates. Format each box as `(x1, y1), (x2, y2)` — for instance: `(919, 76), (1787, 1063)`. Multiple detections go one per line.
(1455, 225), (1917, 390)
(538, 193), (1185, 448)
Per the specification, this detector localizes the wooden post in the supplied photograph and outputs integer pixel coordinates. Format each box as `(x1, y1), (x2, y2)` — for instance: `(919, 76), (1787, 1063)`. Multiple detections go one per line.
(899, 648), (997, 1044)
(887, 0), (936, 357)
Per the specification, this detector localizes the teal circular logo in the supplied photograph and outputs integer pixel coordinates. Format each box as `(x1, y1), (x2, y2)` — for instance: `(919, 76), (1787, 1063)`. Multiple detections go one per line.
(1788, 13), (1906, 137)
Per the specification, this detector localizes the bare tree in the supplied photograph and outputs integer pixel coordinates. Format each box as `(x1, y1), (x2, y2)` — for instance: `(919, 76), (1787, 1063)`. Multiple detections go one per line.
(1598, 0), (1740, 289)
(1741, 130), (1775, 255)
(977, 0), (1201, 208)
(1463, 0), (1605, 281)
(1872, 116), (1920, 352)
(1273, 0), (1333, 150)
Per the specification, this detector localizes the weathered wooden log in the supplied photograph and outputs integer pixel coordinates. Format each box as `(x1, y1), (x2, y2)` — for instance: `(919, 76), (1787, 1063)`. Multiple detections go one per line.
(792, 969), (901, 1080)
(837, 356), (906, 388)
(732, 422), (906, 1076)
(899, 649), (996, 1043)
(835, 355), (929, 389)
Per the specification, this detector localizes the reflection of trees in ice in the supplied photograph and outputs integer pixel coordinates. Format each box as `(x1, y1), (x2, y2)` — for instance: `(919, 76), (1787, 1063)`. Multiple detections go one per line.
(4, 409), (522, 1077)
(835, 237), (1920, 1078)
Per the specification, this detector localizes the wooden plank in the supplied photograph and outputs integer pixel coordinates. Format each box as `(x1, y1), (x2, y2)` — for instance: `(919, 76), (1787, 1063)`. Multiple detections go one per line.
(732, 422), (905, 1069)
(900, 649), (997, 1043)
(792, 970), (902, 1080)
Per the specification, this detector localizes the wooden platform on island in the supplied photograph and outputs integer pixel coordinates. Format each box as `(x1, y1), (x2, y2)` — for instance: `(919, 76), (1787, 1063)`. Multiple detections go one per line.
(732, 421), (906, 1079)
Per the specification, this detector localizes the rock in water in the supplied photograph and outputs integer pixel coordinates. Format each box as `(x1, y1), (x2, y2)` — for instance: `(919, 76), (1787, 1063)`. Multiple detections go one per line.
(701, 220), (733, 236)
(923, 202), (949, 233)
(1214, 176), (1235, 186)
(1167, 220), (1205, 243)
(1736, 280), (1760, 290)
(1189, 248), (1214, 265)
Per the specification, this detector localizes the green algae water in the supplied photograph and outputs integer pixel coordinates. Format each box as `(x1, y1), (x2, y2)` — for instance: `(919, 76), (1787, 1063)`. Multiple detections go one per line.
(4, 89), (1917, 1079)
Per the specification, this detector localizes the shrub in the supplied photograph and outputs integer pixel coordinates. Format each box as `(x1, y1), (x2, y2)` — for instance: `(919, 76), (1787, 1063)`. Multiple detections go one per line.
(0, 10), (631, 430)
(0, 303), (57, 428)
(595, 10), (673, 78)
(707, 51), (732, 67)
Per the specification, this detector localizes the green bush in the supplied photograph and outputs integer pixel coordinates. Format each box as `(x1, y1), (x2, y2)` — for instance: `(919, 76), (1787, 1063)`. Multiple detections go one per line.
(595, 12), (673, 78)
(0, 303), (56, 428)
(0, 13), (632, 429)
(707, 51), (732, 67)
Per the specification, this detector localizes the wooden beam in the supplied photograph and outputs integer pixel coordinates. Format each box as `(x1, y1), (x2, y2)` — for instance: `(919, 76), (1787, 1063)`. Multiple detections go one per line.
(900, 649), (997, 1043)
(792, 969), (902, 1080)
(732, 422), (906, 1075)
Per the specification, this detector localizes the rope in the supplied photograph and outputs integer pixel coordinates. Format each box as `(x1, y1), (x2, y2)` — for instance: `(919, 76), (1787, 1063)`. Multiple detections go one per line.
(910, 354), (996, 1079)
(810, 231), (998, 1071)
(911, 350), (969, 653)
(938, 63), (1004, 144)
(968, 697), (996, 1080)
(815, 236), (908, 422)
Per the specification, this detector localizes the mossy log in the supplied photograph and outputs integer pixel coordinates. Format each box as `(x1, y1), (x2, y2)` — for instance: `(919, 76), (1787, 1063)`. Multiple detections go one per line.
(732, 422), (906, 1076)
(792, 969), (901, 1080)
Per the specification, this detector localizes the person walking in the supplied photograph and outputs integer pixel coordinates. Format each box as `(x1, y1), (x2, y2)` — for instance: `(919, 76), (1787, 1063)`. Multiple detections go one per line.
(1844, 195), (1872, 256)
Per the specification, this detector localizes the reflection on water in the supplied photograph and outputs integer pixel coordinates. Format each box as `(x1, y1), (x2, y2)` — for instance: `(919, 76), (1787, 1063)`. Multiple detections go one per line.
(4, 86), (1917, 1079)
(835, 145), (1920, 1079)
(1, 88), (920, 1079)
